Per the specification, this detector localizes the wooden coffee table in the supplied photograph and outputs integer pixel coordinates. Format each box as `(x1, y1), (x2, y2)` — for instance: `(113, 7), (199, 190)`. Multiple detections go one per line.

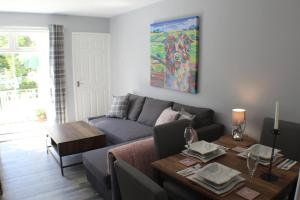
(152, 134), (300, 199)
(46, 121), (106, 176)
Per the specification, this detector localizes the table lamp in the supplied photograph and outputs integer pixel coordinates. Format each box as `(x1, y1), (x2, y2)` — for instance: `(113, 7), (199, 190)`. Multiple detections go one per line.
(232, 108), (246, 141)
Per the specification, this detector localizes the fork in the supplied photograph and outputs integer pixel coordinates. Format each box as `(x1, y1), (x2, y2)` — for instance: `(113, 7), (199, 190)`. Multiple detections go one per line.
(282, 160), (297, 170)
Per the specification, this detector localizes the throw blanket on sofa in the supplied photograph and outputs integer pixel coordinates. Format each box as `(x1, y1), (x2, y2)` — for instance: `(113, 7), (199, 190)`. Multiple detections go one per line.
(107, 137), (156, 179)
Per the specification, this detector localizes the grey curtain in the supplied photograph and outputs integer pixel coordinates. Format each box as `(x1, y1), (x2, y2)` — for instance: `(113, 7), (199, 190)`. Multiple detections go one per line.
(49, 24), (66, 124)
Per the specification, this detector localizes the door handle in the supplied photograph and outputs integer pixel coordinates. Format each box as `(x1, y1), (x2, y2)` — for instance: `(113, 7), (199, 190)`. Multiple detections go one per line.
(77, 81), (80, 87)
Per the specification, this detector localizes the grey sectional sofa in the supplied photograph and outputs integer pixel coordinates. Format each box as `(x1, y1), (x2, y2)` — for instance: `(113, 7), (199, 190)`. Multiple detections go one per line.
(82, 94), (224, 200)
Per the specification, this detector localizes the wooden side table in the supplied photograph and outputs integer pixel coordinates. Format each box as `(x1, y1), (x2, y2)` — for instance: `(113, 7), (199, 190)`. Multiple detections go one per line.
(46, 121), (106, 176)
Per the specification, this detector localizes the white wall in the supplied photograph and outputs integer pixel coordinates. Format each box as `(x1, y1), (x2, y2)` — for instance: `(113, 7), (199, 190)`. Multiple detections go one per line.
(110, 0), (300, 140)
(0, 12), (109, 121)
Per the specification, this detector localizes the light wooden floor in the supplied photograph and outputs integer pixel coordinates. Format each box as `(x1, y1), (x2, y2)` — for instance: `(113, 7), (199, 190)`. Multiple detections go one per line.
(0, 134), (103, 200)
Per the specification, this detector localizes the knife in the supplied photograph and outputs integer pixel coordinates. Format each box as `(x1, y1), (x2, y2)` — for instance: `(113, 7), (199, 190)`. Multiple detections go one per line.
(281, 159), (294, 169)
(277, 159), (289, 168)
(282, 161), (297, 170)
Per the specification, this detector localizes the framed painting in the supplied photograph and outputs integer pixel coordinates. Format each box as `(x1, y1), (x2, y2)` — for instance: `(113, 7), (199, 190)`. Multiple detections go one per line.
(150, 16), (199, 93)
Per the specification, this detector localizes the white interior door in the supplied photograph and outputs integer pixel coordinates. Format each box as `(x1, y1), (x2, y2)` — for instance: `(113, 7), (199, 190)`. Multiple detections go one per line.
(72, 32), (110, 121)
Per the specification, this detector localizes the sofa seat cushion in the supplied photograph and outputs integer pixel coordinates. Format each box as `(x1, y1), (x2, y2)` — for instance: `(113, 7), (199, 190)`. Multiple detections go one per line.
(127, 94), (146, 121)
(89, 117), (153, 144)
(83, 145), (118, 191)
(173, 103), (214, 128)
(137, 97), (173, 126)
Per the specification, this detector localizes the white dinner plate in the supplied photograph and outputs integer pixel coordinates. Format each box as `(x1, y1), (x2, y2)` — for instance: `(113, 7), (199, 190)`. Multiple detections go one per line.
(248, 144), (280, 160)
(196, 162), (241, 185)
(189, 140), (219, 155)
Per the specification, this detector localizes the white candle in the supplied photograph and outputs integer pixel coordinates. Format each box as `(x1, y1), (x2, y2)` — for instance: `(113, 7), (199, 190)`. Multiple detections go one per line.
(274, 101), (279, 129)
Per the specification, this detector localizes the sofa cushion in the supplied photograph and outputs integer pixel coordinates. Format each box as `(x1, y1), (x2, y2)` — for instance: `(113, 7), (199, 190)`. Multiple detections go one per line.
(89, 117), (153, 144)
(106, 95), (129, 119)
(127, 94), (146, 121)
(83, 145), (117, 192)
(155, 107), (179, 126)
(178, 108), (196, 121)
(173, 103), (214, 128)
(137, 97), (173, 126)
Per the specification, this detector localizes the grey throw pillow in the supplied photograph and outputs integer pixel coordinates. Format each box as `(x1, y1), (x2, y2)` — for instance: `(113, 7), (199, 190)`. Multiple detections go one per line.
(127, 94), (146, 121)
(106, 95), (129, 119)
(178, 108), (196, 121)
(137, 97), (173, 126)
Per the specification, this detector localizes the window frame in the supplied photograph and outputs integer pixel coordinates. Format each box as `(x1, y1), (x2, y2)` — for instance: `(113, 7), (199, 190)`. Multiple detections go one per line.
(0, 28), (48, 53)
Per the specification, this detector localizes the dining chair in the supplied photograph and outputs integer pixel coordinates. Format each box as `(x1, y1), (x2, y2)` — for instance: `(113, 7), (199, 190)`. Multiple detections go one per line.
(153, 119), (202, 200)
(260, 117), (300, 161)
(294, 169), (300, 200)
(114, 158), (168, 200)
(153, 119), (190, 159)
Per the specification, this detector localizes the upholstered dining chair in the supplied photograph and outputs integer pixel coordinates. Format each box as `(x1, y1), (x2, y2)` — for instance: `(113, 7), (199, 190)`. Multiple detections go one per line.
(260, 117), (300, 161)
(114, 158), (168, 200)
(153, 119), (203, 200)
(295, 169), (300, 200)
(260, 118), (300, 200)
(154, 119), (190, 159)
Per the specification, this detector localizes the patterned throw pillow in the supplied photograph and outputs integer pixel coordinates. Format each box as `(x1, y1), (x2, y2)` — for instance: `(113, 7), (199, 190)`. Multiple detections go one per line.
(155, 107), (179, 126)
(106, 95), (129, 118)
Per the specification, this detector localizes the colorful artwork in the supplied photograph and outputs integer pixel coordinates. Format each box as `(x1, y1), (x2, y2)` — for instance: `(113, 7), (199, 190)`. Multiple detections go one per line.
(150, 16), (199, 93)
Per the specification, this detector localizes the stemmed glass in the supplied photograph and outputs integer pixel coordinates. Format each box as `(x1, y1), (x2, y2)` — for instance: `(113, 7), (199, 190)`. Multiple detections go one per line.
(247, 150), (260, 179)
(184, 127), (197, 152)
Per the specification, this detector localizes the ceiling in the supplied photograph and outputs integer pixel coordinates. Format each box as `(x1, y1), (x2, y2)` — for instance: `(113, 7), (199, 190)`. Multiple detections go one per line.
(0, 0), (164, 18)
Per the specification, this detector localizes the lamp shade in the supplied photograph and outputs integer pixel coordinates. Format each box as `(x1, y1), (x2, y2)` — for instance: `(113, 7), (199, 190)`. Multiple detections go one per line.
(232, 108), (246, 125)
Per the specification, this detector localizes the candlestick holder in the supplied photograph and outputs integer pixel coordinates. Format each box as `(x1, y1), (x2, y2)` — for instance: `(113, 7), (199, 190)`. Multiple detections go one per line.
(261, 129), (280, 182)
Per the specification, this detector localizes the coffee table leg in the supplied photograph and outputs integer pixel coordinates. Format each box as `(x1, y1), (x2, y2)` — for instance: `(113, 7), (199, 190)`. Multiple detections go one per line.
(60, 156), (64, 176)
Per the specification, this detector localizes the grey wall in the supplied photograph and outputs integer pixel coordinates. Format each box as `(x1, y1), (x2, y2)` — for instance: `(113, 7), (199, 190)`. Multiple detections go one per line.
(0, 12), (109, 121)
(110, 0), (300, 140)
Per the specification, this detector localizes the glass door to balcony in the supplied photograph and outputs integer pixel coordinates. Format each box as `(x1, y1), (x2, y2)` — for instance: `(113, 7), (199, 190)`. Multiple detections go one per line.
(0, 29), (51, 141)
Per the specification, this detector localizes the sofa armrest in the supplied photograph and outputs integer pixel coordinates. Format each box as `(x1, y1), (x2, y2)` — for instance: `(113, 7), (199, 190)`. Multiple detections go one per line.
(196, 123), (224, 142)
(108, 138), (156, 200)
(108, 153), (120, 200)
(88, 115), (105, 122)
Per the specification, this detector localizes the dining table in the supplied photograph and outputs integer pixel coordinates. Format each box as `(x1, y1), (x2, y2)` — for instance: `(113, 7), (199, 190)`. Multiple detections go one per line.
(151, 134), (300, 200)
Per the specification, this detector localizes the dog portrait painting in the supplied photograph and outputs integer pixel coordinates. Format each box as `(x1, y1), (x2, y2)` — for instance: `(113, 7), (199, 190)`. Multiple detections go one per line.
(150, 16), (199, 93)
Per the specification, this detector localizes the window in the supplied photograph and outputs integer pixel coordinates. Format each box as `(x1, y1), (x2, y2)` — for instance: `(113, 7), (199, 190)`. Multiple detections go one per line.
(0, 29), (50, 123)
(0, 29), (48, 91)
(0, 34), (9, 48)
(17, 34), (36, 48)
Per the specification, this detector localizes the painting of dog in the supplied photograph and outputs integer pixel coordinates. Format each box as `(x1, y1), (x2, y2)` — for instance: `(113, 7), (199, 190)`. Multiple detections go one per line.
(151, 16), (199, 93)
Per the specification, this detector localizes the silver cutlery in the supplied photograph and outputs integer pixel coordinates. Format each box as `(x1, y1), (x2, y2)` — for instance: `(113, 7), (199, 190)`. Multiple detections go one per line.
(281, 159), (294, 169)
(177, 164), (202, 176)
(282, 160), (297, 170)
(277, 159), (289, 168)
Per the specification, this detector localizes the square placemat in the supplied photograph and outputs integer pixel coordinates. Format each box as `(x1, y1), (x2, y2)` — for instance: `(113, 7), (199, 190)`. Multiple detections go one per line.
(236, 187), (260, 200)
(179, 158), (197, 166)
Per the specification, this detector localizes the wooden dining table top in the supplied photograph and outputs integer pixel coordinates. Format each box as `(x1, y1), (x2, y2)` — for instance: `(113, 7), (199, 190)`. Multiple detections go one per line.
(151, 134), (300, 200)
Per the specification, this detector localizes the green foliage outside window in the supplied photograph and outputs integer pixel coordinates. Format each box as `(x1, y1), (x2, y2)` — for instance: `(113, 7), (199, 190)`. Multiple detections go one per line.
(17, 35), (36, 47)
(14, 55), (31, 77)
(19, 78), (38, 89)
(0, 35), (9, 48)
(0, 55), (12, 70)
(0, 54), (39, 91)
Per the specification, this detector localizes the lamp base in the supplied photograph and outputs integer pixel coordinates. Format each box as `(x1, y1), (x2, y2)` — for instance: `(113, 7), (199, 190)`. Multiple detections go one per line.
(232, 129), (243, 141)
(260, 173), (279, 182)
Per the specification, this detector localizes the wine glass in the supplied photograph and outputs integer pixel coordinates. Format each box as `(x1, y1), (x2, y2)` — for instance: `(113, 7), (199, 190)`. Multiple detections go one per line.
(184, 127), (197, 152)
(247, 150), (260, 178)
